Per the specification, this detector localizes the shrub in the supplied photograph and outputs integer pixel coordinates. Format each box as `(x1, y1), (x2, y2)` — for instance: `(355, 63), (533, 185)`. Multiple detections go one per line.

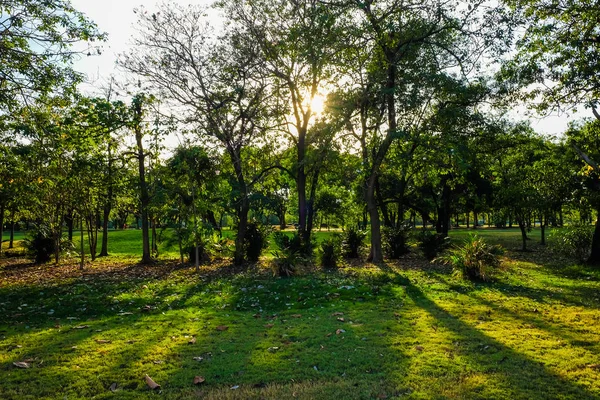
(319, 235), (341, 270)
(416, 230), (450, 260)
(382, 223), (412, 259)
(23, 225), (56, 264)
(243, 222), (270, 262)
(342, 227), (366, 258)
(550, 225), (593, 263)
(436, 235), (504, 281)
(272, 232), (311, 277)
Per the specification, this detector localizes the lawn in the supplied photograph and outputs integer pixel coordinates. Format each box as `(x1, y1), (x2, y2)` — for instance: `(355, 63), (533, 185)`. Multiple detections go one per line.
(0, 228), (599, 399)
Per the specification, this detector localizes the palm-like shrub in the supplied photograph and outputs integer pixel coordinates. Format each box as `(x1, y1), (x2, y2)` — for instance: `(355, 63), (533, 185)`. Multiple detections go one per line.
(416, 230), (450, 260)
(342, 227), (366, 258)
(437, 235), (504, 281)
(382, 223), (412, 259)
(319, 235), (341, 270)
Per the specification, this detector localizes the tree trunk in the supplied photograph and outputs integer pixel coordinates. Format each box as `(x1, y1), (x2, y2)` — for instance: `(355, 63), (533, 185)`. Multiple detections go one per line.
(588, 204), (600, 265)
(65, 212), (74, 242)
(367, 172), (384, 263)
(540, 213), (546, 246)
(99, 205), (110, 257)
(466, 212), (470, 229)
(305, 170), (320, 242)
(9, 212), (15, 249)
(518, 220), (527, 251)
(0, 204), (4, 256)
(80, 217), (85, 270)
(134, 100), (152, 265)
(234, 201), (249, 265)
(297, 126), (307, 238)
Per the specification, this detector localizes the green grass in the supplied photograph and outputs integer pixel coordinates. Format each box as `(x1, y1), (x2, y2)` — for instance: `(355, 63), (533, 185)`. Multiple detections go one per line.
(1, 228), (599, 399)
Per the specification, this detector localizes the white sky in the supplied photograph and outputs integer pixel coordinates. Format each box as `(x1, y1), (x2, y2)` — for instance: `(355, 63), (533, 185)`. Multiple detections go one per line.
(70, 0), (578, 137)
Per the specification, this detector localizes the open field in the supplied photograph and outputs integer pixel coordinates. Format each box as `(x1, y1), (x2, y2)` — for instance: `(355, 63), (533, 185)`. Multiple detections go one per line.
(0, 228), (599, 399)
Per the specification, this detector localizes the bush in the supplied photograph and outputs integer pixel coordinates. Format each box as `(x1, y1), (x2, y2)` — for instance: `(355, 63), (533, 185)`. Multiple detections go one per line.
(319, 235), (341, 270)
(342, 227), (366, 258)
(272, 232), (311, 277)
(23, 225), (56, 264)
(243, 222), (270, 262)
(550, 225), (593, 263)
(382, 223), (412, 259)
(436, 235), (504, 281)
(416, 230), (450, 260)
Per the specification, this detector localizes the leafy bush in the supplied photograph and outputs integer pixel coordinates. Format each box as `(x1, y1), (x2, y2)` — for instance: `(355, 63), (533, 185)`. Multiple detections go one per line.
(24, 225), (56, 264)
(416, 230), (450, 260)
(436, 235), (504, 281)
(550, 225), (593, 263)
(382, 223), (412, 259)
(319, 235), (341, 270)
(342, 227), (366, 258)
(272, 232), (311, 277)
(243, 222), (270, 262)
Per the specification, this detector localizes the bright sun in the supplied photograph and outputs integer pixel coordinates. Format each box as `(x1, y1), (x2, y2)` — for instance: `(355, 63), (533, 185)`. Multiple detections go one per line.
(309, 94), (326, 117)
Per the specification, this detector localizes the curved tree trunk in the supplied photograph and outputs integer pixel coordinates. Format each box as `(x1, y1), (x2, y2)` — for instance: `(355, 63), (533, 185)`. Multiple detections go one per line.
(588, 204), (600, 265)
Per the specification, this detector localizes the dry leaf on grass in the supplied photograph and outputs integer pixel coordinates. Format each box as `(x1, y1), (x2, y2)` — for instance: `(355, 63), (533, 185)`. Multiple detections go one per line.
(95, 339), (111, 344)
(216, 325), (228, 331)
(415, 345), (424, 351)
(188, 337), (196, 344)
(144, 374), (161, 390)
(337, 317), (345, 322)
(336, 329), (345, 335)
(264, 323), (274, 328)
(193, 376), (205, 385)
(109, 382), (117, 392)
(73, 325), (89, 329)
(291, 314), (302, 318)
(192, 357), (204, 362)
(332, 312), (344, 316)
(13, 361), (30, 369)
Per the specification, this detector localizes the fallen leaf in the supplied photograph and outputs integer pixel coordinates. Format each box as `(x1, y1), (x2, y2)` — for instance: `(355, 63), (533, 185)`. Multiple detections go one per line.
(188, 337), (196, 344)
(216, 325), (229, 331)
(415, 345), (424, 351)
(96, 339), (111, 344)
(192, 357), (204, 362)
(291, 314), (302, 318)
(144, 374), (161, 390)
(336, 329), (345, 335)
(337, 317), (345, 322)
(332, 312), (344, 316)
(587, 364), (600, 370)
(73, 325), (89, 329)
(231, 385), (239, 390)
(265, 323), (274, 328)
(193, 376), (205, 385)
(109, 382), (117, 392)
(268, 347), (280, 353)
(118, 312), (133, 316)
(153, 360), (164, 364)
(253, 313), (261, 318)
(13, 361), (30, 369)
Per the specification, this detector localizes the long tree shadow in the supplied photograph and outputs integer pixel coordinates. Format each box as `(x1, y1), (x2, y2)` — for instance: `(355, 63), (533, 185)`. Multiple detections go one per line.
(402, 280), (599, 399)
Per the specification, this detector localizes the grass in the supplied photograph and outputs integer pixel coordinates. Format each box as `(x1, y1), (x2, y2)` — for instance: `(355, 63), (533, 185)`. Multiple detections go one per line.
(0, 228), (599, 399)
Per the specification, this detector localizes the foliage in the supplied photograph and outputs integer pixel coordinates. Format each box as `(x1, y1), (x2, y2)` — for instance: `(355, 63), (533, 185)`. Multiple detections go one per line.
(342, 227), (366, 259)
(243, 222), (270, 263)
(23, 225), (57, 264)
(417, 230), (450, 260)
(437, 235), (504, 281)
(550, 226), (594, 263)
(319, 235), (341, 270)
(382, 223), (412, 259)
(271, 232), (309, 277)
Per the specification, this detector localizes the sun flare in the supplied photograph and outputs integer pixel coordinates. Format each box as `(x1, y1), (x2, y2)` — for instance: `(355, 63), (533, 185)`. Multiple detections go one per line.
(309, 94), (326, 117)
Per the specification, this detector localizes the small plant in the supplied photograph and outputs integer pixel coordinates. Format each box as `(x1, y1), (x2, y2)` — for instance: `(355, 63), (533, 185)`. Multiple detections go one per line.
(272, 232), (310, 277)
(436, 235), (504, 281)
(243, 222), (270, 262)
(382, 223), (412, 259)
(342, 227), (366, 258)
(319, 235), (341, 270)
(23, 225), (56, 264)
(416, 230), (450, 260)
(549, 225), (593, 263)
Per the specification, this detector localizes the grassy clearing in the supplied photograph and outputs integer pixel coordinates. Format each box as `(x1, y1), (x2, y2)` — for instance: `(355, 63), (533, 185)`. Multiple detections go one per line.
(1, 229), (599, 399)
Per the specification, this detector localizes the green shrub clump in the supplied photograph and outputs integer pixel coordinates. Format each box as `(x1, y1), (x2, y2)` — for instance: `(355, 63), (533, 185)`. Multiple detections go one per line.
(319, 235), (341, 270)
(550, 225), (593, 263)
(382, 223), (412, 259)
(272, 232), (312, 277)
(437, 235), (504, 281)
(342, 227), (366, 258)
(24, 225), (56, 264)
(243, 222), (270, 262)
(417, 230), (450, 260)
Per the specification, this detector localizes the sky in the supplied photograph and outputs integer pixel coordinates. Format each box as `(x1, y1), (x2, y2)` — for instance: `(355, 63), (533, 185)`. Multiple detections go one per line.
(70, 0), (578, 138)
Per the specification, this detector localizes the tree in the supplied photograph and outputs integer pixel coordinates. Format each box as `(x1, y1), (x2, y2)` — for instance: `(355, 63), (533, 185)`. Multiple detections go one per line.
(0, 0), (104, 112)
(121, 3), (276, 264)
